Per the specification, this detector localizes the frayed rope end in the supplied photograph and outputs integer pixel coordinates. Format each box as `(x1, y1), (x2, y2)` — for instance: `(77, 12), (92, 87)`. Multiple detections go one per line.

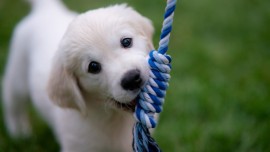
(132, 122), (162, 152)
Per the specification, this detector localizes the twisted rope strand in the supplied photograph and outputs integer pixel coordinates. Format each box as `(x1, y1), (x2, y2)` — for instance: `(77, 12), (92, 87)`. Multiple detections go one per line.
(158, 0), (177, 54)
(133, 0), (177, 151)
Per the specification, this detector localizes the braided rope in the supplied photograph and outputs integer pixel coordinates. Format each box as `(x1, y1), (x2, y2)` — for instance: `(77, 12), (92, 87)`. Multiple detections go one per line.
(133, 0), (177, 151)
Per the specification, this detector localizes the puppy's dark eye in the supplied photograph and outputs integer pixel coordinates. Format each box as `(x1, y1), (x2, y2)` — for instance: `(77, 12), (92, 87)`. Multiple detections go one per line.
(88, 61), (101, 74)
(121, 38), (132, 48)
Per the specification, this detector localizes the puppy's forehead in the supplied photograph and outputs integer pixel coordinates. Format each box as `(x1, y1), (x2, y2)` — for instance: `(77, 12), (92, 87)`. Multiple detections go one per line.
(69, 5), (146, 42)
(80, 4), (141, 26)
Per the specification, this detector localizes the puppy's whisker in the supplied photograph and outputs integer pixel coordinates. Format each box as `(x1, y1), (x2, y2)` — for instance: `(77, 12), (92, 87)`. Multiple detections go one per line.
(104, 98), (113, 112)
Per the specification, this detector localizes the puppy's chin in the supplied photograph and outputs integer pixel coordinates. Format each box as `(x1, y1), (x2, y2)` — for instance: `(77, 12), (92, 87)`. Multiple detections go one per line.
(109, 98), (137, 112)
(109, 89), (141, 112)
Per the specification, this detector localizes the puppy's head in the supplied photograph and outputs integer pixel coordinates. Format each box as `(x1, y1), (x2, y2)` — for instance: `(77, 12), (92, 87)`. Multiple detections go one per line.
(47, 4), (154, 113)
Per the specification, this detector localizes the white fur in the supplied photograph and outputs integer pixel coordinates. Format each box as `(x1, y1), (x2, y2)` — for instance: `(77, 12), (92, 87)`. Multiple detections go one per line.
(2, 0), (154, 151)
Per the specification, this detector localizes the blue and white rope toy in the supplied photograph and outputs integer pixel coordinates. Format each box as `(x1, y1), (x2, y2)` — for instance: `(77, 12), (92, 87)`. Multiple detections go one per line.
(133, 0), (177, 151)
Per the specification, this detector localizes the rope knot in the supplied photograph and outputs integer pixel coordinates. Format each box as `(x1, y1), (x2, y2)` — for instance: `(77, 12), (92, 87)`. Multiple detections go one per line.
(134, 50), (172, 128)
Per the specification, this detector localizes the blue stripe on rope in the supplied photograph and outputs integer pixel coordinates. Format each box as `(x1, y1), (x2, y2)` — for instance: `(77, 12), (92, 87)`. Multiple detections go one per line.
(151, 70), (171, 81)
(133, 0), (177, 151)
(139, 91), (164, 106)
(160, 26), (172, 40)
(149, 79), (168, 90)
(138, 99), (162, 113)
(164, 4), (176, 18)
(134, 106), (157, 128)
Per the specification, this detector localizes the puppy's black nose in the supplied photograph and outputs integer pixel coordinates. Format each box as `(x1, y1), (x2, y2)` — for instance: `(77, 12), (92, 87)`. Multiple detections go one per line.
(121, 69), (143, 91)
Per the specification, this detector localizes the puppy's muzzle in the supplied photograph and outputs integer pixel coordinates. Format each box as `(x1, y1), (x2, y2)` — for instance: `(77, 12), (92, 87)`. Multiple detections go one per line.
(121, 69), (143, 91)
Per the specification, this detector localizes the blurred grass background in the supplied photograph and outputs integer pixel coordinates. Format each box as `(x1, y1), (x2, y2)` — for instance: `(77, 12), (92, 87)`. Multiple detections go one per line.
(0, 0), (269, 151)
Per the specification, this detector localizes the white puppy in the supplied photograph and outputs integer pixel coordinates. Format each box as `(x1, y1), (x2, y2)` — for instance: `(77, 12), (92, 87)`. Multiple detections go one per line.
(2, 0), (154, 151)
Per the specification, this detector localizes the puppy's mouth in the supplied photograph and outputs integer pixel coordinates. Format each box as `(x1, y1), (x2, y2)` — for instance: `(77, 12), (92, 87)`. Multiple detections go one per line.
(110, 98), (137, 112)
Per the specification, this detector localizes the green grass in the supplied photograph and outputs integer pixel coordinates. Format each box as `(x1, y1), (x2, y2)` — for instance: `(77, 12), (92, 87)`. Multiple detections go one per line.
(0, 0), (270, 151)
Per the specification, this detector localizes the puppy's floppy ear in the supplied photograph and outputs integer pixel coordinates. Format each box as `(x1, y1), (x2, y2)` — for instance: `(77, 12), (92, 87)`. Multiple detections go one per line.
(138, 16), (155, 50)
(47, 60), (87, 114)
